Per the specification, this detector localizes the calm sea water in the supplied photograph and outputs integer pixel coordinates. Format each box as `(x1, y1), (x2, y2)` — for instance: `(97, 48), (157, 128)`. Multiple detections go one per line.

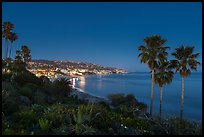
(74, 72), (202, 122)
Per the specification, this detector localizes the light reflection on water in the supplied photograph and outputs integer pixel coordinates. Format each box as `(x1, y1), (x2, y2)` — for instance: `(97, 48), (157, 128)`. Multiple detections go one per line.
(78, 76), (85, 91)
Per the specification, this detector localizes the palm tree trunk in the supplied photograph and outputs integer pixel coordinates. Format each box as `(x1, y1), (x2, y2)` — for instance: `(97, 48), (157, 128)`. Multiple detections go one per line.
(180, 77), (184, 120)
(5, 39), (9, 72)
(150, 69), (154, 116)
(5, 39), (8, 59)
(159, 86), (163, 118)
(9, 42), (13, 59)
(7, 39), (9, 59)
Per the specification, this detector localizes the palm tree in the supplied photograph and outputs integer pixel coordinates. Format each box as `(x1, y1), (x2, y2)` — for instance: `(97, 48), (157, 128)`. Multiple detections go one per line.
(171, 46), (200, 120)
(154, 60), (174, 117)
(8, 32), (18, 59)
(2, 22), (14, 59)
(13, 50), (22, 75)
(21, 45), (31, 63)
(14, 50), (22, 62)
(138, 35), (168, 116)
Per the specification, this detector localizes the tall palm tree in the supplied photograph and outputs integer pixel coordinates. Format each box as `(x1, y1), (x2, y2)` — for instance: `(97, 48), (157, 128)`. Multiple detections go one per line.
(138, 35), (168, 116)
(2, 31), (11, 59)
(2, 22), (14, 59)
(154, 60), (174, 117)
(171, 46), (200, 120)
(8, 32), (18, 59)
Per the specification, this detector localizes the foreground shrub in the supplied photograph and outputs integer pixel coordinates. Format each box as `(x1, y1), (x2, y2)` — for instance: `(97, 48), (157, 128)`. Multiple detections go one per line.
(39, 118), (51, 132)
(166, 118), (202, 135)
(108, 93), (139, 107)
(43, 103), (73, 128)
(108, 93), (126, 107)
(72, 104), (94, 135)
(13, 110), (39, 130)
(108, 93), (147, 115)
(32, 104), (46, 115)
(13, 70), (43, 87)
(33, 91), (47, 105)
(90, 105), (121, 134)
(2, 72), (13, 81)
(24, 83), (39, 93)
(19, 86), (33, 99)
(2, 83), (20, 115)
(2, 112), (12, 135)
(51, 77), (72, 97)
(2, 95), (20, 115)
(2, 81), (17, 95)
(121, 117), (151, 132)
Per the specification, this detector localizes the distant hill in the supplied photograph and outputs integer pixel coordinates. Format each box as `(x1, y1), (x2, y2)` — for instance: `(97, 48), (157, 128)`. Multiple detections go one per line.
(30, 59), (127, 73)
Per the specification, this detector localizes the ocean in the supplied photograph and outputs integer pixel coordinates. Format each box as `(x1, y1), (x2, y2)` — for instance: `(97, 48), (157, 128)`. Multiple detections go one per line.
(74, 72), (202, 122)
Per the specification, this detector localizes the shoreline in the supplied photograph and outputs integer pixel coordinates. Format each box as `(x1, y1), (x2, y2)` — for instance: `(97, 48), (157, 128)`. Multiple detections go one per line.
(69, 71), (128, 78)
(70, 87), (111, 104)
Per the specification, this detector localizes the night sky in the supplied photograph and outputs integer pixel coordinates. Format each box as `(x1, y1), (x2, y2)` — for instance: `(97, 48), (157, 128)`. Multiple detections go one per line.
(2, 2), (202, 72)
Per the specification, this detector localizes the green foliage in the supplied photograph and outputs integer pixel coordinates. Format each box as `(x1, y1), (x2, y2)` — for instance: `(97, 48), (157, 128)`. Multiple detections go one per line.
(24, 83), (39, 92)
(171, 46), (200, 77)
(12, 60), (26, 73)
(32, 104), (46, 115)
(2, 95), (20, 115)
(3, 128), (14, 135)
(21, 45), (31, 63)
(115, 105), (132, 116)
(39, 76), (50, 84)
(97, 101), (111, 110)
(166, 118), (202, 135)
(19, 86), (33, 99)
(39, 118), (51, 132)
(138, 35), (168, 70)
(108, 93), (138, 107)
(2, 82), (19, 115)
(43, 103), (73, 128)
(51, 124), (73, 135)
(108, 93), (147, 114)
(2, 81), (17, 95)
(60, 96), (84, 105)
(2, 94), (202, 135)
(2, 112), (12, 135)
(121, 117), (150, 131)
(89, 104), (127, 134)
(136, 102), (148, 112)
(2, 72), (13, 81)
(51, 77), (71, 97)
(13, 110), (39, 129)
(108, 93), (126, 107)
(154, 61), (174, 87)
(72, 104), (94, 135)
(2, 59), (7, 67)
(28, 71), (42, 85)
(33, 91), (47, 105)
(12, 45), (32, 72)
(13, 70), (43, 86)
(2, 22), (14, 59)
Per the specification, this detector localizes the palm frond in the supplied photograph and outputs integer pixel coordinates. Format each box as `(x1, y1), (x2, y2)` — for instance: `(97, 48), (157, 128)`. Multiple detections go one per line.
(138, 45), (147, 52)
(189, 53), (200, 59)
(172, 46), (200, 77)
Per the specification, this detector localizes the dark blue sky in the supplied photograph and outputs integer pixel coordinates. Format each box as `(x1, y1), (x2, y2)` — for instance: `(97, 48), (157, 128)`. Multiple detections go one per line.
(2, 2), (202, 72)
